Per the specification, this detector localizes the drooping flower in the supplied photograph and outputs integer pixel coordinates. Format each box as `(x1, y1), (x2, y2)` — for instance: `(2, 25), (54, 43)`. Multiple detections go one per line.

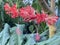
(4, 3), (19, 18)
(35, 13), (42, 24)
(35, 13), (48, 24)
(4, 3), (58, 25)
(4, 3), (11, 14)
(41, 13), (48, 22)
(35, 33), (40, 42)
(45, 16), (58, 25)
(10, 4), (19, 18)
(19, 5), (36, 22)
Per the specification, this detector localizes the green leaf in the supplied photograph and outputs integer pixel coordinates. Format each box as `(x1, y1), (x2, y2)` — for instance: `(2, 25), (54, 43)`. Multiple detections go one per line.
(32, 0), (41, 12)
(25, 34), (36, 45)
(29, 25), (34, 33)
(0, 23), (10, 45)
(9, 24), (25, 45)
(0, 0), (2, 5)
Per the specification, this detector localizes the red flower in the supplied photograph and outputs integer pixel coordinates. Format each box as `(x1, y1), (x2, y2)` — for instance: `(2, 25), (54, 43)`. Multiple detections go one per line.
(41, 13), (48, 22)
(4, 3), (11, 14)
(10, 4), (19, 18)
(19, 5), (36, 22)
(35, 13), (42, 24)
(35, 33), (40, 42)
(35, 13), (48, 24)
(4, 3), (19, 18)
(45, 16), (58, 25)
(4, 3), (58, 24)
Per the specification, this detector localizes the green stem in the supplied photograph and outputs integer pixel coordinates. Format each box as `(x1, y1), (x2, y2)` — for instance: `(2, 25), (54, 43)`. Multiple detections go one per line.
(34, 24), (38, 33)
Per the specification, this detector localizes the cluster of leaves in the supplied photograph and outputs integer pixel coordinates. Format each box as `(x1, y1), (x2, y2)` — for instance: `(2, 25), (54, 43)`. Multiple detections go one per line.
(0, 23), (60, 45)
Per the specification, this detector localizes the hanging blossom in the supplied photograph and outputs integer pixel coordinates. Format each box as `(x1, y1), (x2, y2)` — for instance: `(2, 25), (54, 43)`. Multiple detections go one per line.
(35, 13), (48, 24)
(19, 5), (36, 22)
(4, 3), (19, 18)
(35, 32), (40, 42)
(4, 3), (59, 24)
(35, 9), (58, 25)
(4, 3), (11, 14)
(10, 4), (19, 18)
(45, 15), (58, 25)
(35, 13), (58, 25)
(35, 13), (42, 24)
(41, 10), (58, 25)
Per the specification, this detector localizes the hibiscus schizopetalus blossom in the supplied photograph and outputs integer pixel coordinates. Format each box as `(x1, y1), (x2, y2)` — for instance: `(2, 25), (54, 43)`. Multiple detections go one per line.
(4, 3), (19, 18)
(35, 13), (48, 24)
(45, 16), (58, 25)
(4, 3), (58, 24)
(35, 32), (40, 42)
(4, 3), (11, 14)
(41, 13), (48, 22)
(10, 4), (19, 18)
(35, 13), (42, 24)
(19, 5), (36, 22)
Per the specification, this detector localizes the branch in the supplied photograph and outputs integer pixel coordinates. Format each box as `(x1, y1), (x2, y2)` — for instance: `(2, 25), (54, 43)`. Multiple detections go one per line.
(38, 0), (54, 13)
